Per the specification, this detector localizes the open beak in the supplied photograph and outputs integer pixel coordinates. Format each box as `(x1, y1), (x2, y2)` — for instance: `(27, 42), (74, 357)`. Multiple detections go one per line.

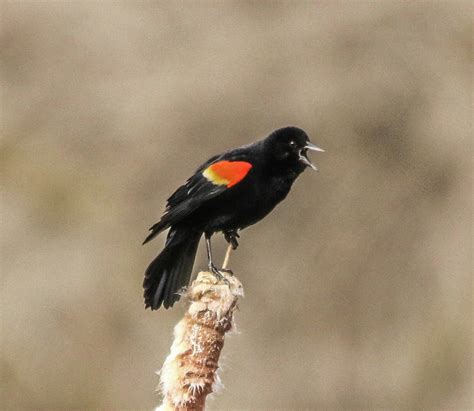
(299, 142), (324, 170)
(305, 142), (325, 153)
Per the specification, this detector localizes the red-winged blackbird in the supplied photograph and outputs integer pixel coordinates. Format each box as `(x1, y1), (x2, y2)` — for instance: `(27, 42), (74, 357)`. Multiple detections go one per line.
(143, 126), (324, 310)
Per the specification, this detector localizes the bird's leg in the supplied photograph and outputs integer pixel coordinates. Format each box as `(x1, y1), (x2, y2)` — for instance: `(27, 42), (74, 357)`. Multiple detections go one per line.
(205, 234), (227, 282)
(224, 230), (239, 250)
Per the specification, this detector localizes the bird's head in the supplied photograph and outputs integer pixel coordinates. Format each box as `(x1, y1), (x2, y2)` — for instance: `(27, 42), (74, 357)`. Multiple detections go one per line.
(264, 126), (324, 173)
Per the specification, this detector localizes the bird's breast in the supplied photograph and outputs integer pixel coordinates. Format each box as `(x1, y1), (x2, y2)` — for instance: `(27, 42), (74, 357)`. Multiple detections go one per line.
(227, 173), (294, 229)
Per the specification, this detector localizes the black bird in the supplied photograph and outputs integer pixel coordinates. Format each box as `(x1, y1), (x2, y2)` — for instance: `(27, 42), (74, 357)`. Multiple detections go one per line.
(143, 126), (324, 310)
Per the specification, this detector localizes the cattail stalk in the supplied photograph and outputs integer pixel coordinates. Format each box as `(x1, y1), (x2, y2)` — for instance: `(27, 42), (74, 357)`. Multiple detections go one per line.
(156, 245), (243, 411)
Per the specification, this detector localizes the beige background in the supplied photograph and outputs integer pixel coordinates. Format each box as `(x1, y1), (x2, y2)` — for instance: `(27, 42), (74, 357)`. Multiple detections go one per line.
(1, 1), (472, 410)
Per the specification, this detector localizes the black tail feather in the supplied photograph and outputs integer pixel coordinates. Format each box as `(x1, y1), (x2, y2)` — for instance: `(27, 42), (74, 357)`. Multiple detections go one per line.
(143, 226), (201, 310)
(142, 220), (168, 245)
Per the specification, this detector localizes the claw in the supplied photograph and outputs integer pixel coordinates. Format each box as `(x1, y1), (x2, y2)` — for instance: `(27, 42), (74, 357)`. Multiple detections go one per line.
(224, 230), (239, 250)
(205, 233), (231, 285)
(208, 262), (221, 276)
(208, 263), (231, 285)
(219, 268), (234, 276)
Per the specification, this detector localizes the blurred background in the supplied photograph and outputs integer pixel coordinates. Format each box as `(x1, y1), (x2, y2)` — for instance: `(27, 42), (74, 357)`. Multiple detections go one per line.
(1, 1), (472, 410)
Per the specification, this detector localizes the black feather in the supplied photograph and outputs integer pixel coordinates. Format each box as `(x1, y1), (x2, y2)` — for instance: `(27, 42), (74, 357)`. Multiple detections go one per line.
(143, 226), (201, 310)
(142, 170), (227, 245)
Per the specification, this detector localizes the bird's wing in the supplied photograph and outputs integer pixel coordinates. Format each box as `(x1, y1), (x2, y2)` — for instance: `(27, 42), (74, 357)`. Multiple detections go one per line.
(143, 156), (253, 244)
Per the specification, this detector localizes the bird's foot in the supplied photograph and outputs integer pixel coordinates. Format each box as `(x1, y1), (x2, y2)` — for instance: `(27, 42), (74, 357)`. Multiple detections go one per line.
(219, 267), (234, 275)
(224, 230), (240, 250)
(208, 263), (231, 285)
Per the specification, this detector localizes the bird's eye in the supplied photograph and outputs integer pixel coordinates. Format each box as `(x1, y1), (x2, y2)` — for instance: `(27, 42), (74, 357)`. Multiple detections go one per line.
(289, 140), (296, 147)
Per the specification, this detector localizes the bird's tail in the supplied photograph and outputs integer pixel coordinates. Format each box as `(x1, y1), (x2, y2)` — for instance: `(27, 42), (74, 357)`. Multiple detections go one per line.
(143, 226), (202, 310)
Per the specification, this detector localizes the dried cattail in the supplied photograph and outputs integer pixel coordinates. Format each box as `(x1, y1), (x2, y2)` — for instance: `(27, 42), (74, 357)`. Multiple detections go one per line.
(156, 268), (243, 411)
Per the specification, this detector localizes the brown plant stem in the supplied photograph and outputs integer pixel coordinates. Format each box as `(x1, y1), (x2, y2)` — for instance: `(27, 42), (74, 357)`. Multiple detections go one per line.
(156, 269), (243, 411)
(222, 244), (232, 270)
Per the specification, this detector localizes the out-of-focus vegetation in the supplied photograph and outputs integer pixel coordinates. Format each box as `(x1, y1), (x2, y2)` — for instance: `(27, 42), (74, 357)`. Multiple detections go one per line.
(1, 1), (471, 410)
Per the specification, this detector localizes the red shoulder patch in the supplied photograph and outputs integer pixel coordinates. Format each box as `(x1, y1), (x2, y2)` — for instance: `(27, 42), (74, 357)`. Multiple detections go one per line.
(202, 161), (252, 187)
